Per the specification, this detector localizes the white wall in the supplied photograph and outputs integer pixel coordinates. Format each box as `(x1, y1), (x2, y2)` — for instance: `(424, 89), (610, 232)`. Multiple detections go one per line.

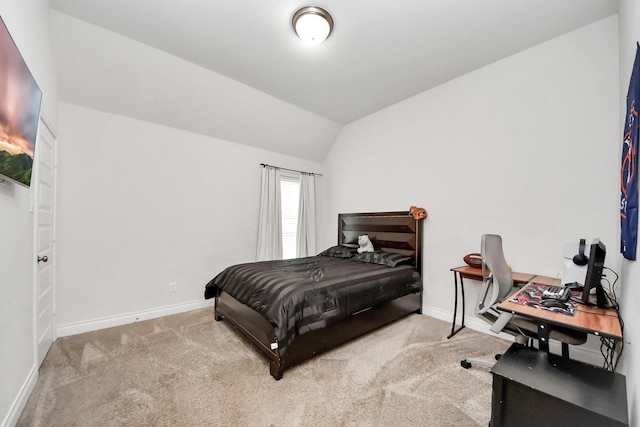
(323, 9), (623, 388)
(617, 1), (640, 425)
(54, 103), (326, 333)
(0, 1), (58, 426)
(324, 16), (619, 299)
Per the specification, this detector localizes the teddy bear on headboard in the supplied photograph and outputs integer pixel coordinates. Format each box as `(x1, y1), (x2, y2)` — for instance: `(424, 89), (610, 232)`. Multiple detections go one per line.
(357, 235), (374, 253)
(409, 206), (428, 220)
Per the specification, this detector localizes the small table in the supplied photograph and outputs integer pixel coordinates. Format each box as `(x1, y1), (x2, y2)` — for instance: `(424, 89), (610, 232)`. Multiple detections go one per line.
(498, 276), (623, 359)
(448, 266), (537, 338)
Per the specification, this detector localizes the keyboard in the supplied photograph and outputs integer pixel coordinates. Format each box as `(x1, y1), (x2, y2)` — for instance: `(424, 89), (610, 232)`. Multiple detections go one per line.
(541, 285), (571, 302)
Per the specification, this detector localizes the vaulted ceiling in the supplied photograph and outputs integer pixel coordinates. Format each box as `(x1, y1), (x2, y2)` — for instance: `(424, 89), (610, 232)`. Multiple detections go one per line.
(49, 0), (618, 161)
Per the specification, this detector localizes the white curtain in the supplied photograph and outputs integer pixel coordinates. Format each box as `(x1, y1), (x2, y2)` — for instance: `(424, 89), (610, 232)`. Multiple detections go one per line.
(256, 166), (282, 261)
(296, 172), (316, 258)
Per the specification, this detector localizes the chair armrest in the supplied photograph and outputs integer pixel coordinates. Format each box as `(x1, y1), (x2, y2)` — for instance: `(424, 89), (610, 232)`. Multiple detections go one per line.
(490, 311), (515, 334)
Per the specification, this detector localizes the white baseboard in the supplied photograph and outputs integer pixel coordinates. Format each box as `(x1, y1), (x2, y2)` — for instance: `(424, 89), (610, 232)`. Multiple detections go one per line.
(2, 366), (37, 427)
(421, 303), (605, 365)
(54, 299), (606, 366)
(422, 304), (515, 340)
(56, 299), (215, 338)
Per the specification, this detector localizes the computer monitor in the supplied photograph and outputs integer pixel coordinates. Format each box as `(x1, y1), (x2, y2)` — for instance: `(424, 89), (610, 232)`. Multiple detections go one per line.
(582, 239), (611, 308)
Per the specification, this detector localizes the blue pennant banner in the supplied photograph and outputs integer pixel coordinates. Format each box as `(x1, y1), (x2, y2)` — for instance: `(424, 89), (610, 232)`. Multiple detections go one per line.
(621, 43), (640, 260)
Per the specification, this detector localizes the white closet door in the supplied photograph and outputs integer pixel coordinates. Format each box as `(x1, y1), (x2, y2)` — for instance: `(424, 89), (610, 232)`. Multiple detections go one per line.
(34, 118), (57, 366)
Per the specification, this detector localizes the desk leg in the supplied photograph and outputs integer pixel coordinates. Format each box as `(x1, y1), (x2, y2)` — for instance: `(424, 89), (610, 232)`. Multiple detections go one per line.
(447, 272), (466, 339)
(537, 322), (550, 352)
(535, 322), (577, 359)
(538, 324), (570, 358)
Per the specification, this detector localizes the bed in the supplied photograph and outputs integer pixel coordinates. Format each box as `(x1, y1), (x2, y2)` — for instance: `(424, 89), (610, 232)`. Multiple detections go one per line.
(204, 211), (424, 380)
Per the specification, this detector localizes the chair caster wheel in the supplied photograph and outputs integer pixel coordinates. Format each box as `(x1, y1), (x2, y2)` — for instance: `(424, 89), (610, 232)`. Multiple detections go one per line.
(495, 354), (501, 361)
(461, 359), (472, 369)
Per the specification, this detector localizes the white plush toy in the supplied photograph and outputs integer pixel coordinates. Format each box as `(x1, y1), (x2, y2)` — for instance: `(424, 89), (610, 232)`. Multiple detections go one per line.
(357, 235), (374, 253)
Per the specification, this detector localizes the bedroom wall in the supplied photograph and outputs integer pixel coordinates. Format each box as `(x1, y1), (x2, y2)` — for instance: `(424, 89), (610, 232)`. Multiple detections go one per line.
(0, 1), (59, 426)
(323, 17), (619, 356)
(617, 0), (640, 424)
(54, 103), (326, 334)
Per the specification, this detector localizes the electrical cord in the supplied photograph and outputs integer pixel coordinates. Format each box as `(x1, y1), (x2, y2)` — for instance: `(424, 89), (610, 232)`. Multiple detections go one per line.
(600, 267), (623, 371)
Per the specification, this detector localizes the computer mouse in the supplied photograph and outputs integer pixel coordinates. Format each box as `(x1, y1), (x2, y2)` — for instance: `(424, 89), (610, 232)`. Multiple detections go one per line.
(541, 299), (567, 309)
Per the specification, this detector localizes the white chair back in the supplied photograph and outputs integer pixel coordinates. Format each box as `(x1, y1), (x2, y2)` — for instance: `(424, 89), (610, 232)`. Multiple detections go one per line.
(476, 234), (513, 315)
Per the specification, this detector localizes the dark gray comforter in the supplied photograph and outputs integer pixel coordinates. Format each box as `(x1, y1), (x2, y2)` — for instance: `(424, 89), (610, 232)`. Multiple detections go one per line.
(204, 255), (421, 353)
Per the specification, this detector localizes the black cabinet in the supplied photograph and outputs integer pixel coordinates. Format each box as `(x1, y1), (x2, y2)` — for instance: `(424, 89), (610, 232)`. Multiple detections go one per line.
(491, 344), (628, 427)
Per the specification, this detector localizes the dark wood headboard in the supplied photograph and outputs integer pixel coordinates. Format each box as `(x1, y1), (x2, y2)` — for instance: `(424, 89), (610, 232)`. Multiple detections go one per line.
(338, 211), (424, 274)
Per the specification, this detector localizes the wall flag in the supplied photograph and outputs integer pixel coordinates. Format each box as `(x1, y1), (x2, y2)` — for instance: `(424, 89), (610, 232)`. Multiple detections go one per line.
(621, 43), (640, 260)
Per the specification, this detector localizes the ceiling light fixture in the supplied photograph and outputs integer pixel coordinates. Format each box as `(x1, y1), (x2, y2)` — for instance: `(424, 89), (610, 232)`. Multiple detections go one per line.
(292, 6), (333, 46)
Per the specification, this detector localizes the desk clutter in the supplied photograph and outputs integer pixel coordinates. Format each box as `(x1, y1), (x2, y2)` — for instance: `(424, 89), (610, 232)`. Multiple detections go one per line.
(456, 235), (627, 427)
(509, 282), (580, 316)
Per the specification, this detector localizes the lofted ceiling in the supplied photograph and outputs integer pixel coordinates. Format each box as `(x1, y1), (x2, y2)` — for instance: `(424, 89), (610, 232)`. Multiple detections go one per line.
(49, 0), (618, 161)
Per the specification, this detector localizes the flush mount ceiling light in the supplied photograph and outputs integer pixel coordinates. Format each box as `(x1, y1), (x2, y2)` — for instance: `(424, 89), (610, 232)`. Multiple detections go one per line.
(292, 6), (333, 45)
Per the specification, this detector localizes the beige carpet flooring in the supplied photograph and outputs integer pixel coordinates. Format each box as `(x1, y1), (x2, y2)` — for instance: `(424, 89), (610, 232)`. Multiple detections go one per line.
(17, 308), (510, 427)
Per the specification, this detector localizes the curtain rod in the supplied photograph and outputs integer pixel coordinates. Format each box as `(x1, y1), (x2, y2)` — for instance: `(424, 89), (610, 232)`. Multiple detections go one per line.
(260, 163), (323, 177)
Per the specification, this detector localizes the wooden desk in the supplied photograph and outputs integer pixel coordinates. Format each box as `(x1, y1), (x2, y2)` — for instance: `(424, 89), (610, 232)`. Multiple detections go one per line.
(498, 276), (623, 361)
(448, 266), (537, 338)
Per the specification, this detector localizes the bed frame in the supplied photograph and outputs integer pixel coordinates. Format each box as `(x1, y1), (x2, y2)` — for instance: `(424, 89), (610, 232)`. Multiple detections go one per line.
(214, 211), (424, 380)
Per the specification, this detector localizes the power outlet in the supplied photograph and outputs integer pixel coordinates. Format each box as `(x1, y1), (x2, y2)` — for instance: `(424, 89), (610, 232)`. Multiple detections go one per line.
(169, 282), (177, 293)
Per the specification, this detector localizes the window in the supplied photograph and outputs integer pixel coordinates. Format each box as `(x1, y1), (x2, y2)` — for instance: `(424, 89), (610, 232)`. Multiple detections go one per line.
(280, 175), (300, 259)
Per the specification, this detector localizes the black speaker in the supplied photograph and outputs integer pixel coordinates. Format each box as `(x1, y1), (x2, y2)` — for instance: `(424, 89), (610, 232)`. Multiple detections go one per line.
(573, 239), (588, 266)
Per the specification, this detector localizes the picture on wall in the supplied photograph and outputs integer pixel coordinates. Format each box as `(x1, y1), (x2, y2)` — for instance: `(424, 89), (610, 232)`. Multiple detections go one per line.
(0, 15), (42, 188)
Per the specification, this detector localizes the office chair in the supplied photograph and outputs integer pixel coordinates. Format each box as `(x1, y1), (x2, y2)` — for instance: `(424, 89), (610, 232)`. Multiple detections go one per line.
(460, 234), (587, 369)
